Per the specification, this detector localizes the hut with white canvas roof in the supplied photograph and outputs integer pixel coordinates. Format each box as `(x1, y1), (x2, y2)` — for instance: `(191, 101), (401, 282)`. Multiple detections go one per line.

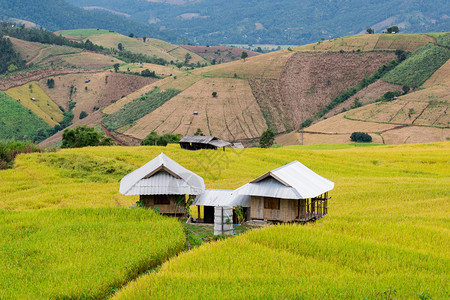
(235, 161), (334, 223)
(119, 153), (205, 215)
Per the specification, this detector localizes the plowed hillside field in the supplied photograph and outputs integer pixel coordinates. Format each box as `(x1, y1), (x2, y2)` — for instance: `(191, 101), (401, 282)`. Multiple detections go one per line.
(124, 78), (267, 141)
(322, 79), (402, 119)
(180, 45), (260, 63)
(86, 33), (205, 64)
(295, 34), (435, 52)
(194, 49), (295, 79)
(278, 51), (396, 129)
(39, 72), (158, 122)
(8, 37), (47, 63)
(54, 52), (123, 69)
(277, 60), (450, 146)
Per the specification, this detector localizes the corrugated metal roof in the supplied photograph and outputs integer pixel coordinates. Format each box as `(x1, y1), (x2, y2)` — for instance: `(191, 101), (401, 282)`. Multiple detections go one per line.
(120, 153), (205, 196)
(194, 189), (250, 207)
(209, 139), (231, 148)
(236, 161), (334, 199)
(180, 136), (214, 143)
(230, 143), (244, 149)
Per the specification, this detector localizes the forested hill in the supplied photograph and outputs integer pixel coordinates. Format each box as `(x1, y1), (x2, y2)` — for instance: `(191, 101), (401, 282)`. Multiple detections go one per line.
(67, 0), (449, 45)
(0, 0), (178, 42)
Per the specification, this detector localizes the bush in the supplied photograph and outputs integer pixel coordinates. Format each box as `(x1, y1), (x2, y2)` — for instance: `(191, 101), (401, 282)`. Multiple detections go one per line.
(350, 132), (372, 142)
(62, 125), (114, 148)
(299, 119), (312, 129)
(0, 140), (42, 169)
(260, 128), (275, 148)
(79, 111), (88, 119)
(141, 131), (182, 146)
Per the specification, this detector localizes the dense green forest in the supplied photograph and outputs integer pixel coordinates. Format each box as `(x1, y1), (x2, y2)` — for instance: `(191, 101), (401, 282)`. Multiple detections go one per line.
(0, 36), (26, 74)
(0, 0), (178, 42)
(67, 0), (449, 45)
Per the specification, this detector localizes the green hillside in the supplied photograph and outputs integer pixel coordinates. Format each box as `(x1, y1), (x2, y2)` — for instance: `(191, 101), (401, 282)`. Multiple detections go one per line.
(0, 92), (52, 141)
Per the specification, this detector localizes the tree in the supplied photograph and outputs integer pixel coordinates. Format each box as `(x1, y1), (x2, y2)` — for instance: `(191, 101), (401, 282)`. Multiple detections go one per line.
(350, 132), (372, 142)
(113, 63), (120, 73)
(117, 43), (123, 51)
(255, 47), (263, 53)
(61, 125), (114, 148)
(141, 131), (182, 146)
(184, 53), (191, 65)
(129, 33), (134, 38)
(79, 111), (88, 119)
(212, 91), (217, 98)
(386, 26), (399, 34)
(366, 28), (374, 34)
(259, 128), (275, 148)
(46, 78), (55, 89)
(143, 37), (147, 42)
(194, 128), (204, 136)
(241, 51), (248, 61)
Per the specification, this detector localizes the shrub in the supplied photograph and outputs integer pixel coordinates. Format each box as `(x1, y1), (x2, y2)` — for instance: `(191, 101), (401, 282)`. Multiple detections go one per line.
(62, 125), (114, 148)
(212, 92), (217, 98)
(299, 119), (313, 129)
(79, 111), (88, 119)
(260, 128), (275, 148)
(141, 131), (182, 146)
(0, 140), (42, 169)
(350, 132), (372, 142)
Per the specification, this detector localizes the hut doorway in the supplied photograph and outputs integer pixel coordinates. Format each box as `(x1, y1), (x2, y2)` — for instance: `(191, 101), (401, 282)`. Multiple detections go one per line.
(203, 206), (215, 223)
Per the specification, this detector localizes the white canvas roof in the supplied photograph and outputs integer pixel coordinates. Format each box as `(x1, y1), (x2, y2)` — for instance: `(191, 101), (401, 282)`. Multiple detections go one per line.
(119, 153), (205, 196)
(194, 189), (250, 207)
(236, 161), (334, 199)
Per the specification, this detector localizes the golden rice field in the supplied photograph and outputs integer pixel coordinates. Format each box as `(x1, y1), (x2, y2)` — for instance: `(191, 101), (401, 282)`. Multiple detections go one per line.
(0, 143), (448, 298)
(0, 208), (185, 299)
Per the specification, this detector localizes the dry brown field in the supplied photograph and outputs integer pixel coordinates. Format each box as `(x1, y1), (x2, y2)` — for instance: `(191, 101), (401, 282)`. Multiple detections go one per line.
(295, 34), (434, 52)
(39, 72), (157, 122)
(8, 37), (48, 62)
(123, 78), (267, 141)
(180, 45), (260, 64)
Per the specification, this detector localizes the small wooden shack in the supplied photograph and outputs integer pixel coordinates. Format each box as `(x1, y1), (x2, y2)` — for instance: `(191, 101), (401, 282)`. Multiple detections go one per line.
(193, 189), (250, 223)
(236, 161), (334, 223)
(119, 153), (205, 215)
(179, 136), (231, 151)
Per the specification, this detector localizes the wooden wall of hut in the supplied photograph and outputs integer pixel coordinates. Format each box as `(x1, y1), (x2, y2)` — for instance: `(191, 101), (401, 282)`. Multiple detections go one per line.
(140, 195), (185, 215)
(250, 195), (329, 223)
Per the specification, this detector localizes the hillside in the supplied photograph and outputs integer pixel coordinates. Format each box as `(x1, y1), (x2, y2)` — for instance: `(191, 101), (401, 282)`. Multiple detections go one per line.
(100, 33), (449, 145)
(1, 143), (448, 298)
(179, 45), (261, 64)
(0, 0), (178, 42)
(58, 30), (206, 65)
(66, 0), (449, 45)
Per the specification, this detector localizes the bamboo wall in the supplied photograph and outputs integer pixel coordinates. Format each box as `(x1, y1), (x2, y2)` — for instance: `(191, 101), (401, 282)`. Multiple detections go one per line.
(140, 195), (185, 215)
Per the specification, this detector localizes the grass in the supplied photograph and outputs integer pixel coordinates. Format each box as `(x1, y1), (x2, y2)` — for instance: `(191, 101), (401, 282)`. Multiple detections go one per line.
(0, 91), (52, 141)
(1, 143), (449, 298)
(111, 142), (450, 299)
(383, 43), (450, 87)
(58, 28), (113, 38)
(0, 140), (43, 169)
(102, 87), (180, 131)
(0, 208), (185, 299)
(5, 81), (63, 126)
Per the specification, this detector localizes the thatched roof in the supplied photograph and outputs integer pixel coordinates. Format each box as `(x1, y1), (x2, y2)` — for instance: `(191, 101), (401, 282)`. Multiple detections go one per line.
(119, 153), (205, 196)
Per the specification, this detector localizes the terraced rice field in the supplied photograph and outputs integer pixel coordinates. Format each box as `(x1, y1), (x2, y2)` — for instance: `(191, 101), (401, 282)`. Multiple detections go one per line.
(5, 81), (63, 126)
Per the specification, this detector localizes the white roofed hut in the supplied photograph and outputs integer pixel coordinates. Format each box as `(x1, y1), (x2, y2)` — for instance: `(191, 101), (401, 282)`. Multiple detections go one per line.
(179, 136), (231, 151)
(236, 161), (334, 223)
(119, 153), (205, 216)
(193, 189), (250, 223)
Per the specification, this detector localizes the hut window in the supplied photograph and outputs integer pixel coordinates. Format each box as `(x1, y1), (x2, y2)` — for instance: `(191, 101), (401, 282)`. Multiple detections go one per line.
(264, 197), (280, 210)
(154, 195), (170, 205)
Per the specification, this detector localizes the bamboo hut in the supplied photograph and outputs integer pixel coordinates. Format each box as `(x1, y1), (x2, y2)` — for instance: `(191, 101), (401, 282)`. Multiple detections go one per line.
(235, 161), (334, 223)
(119, 153), (205, 215)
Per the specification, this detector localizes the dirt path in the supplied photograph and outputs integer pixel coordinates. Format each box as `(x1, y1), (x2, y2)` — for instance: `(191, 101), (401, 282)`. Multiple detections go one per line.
(101, 124), (125, 146)
(26, 46), (54, 66)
